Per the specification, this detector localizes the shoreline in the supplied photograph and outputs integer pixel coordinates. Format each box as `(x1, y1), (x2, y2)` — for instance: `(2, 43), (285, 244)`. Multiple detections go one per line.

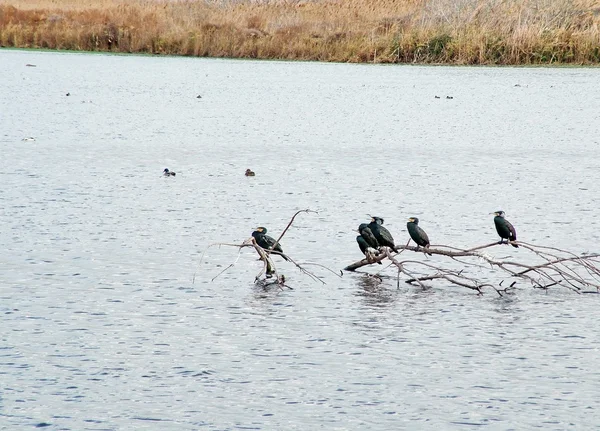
(2, 0), (600, 65)
(3, 46), (599, 68)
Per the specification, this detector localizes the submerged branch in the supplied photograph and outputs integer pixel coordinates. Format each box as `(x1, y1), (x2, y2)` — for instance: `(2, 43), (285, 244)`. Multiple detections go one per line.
(344, 241), (600, 294)
(197, 209), (332, 286)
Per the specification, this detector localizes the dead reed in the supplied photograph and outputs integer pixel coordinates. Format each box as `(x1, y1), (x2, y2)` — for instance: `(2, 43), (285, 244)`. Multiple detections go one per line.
(1, 0), (600, 64)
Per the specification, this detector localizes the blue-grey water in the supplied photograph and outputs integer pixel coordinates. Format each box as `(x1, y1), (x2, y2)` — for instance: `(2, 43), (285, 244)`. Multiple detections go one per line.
(2, 49), (600, 430)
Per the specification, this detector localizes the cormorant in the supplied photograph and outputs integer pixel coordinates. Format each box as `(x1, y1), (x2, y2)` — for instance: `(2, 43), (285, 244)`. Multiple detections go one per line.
(368, 216), (399, 253)
(245, 169), (256, 177)
(163, 168), (176, 176)
(407, 217), (432, 255)
(358, 223), (379, 248)
(492, 211), (518, 248)
(357, 223), (381, 264)
(252, 227), (289, 260)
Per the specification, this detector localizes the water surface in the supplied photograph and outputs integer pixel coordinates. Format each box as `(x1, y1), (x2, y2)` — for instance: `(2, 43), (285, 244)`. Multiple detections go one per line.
(1, 50), (600, 430)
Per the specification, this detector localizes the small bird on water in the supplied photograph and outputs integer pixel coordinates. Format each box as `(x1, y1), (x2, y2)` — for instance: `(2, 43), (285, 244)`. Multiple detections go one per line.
(245, 169), (256, 177)
(252, 227), (289, 260)
(492, 210), (518, 248)
(163, 168), (176, 176)
(407, 217), (432, 255)
(356, 223), (381, 264)
(368, 216), (399, 253)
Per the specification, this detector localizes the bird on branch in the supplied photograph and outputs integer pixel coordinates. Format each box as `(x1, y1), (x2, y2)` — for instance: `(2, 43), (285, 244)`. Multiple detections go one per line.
(252, 226), (289, 260)
(357, 223), (382, 264)
(407, 217), (432, 255)
(492, 210), (518, 248)
(368, 216), (399, 253)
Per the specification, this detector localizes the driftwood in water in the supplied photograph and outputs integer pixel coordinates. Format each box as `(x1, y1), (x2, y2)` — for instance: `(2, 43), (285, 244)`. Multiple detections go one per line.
(197, 209), (340, 288)
(344, 241), (600, 295)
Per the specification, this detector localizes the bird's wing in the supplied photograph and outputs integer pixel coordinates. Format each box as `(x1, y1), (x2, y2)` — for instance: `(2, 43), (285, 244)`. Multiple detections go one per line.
(361, 228), (380, 248)
(379, 226), (396, 246)
(418, 226), (430, 245)
(506, 221), (517, 240)
(263, 234), (283, 252)
(356, 236), (368, 254)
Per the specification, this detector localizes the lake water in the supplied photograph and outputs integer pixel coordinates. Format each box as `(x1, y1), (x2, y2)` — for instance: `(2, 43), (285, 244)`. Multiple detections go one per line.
(2, 49), (600, 430)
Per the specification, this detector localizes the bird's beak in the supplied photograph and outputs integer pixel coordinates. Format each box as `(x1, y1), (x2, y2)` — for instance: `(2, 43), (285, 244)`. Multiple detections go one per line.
(489, 212), (497, 215)
(408, 218), (414, 222)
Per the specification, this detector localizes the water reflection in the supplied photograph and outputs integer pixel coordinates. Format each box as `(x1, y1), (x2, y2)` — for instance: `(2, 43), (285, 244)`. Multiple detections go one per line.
(353, 273), (400, 308)
(491, 294), (523, 325)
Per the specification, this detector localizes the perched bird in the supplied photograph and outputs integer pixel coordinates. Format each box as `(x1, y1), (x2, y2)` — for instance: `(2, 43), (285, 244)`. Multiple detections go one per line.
(245, 169), (256, 177)
(357, 223), (381, 264)
(368, 216), (399, 253)
(492, 211), (518, 248)
(252, 227), (289, 260)
(358, 223), (379, 248)
(163, 168), (176, 177)
(407, 217), (432, 255)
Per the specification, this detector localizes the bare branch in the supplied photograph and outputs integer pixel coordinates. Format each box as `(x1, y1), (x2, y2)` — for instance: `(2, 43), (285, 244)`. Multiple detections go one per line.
(270, 209), (318, 256)
(344, 240), (600, 294)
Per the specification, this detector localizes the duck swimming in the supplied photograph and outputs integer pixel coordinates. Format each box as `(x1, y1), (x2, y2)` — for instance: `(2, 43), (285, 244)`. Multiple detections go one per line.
(163, 168), (176, 177)
(245, 169), (256, 177)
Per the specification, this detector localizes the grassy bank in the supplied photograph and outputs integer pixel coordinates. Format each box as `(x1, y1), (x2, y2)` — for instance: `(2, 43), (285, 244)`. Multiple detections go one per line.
(1, 0), (600, 64)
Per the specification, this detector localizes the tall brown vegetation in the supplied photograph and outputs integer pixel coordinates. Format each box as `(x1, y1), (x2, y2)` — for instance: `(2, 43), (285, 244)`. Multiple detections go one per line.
(1, 0), (600, 64)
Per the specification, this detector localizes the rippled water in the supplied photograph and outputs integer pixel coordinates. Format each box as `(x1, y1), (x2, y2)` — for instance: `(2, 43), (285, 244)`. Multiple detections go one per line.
(2, 49), (600, 430)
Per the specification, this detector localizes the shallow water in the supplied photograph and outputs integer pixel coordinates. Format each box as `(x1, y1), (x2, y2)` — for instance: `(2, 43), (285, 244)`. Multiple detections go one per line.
(2, 49), (600, 430)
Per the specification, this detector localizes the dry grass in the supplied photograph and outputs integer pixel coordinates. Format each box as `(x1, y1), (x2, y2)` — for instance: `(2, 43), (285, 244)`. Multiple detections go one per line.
(1, 0), (600, 64)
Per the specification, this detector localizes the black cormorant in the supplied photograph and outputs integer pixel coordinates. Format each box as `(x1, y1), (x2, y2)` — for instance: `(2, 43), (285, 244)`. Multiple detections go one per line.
(358, 223), (379, 248)
(492, 211), (518, 248)
(368, 216), (399, 253)
(407, 217), (432, 255)
(163, 168), (176, 176)
(357, 223), (381, 264)
(252, 227), (289, 260)
(245, 169), (256, 176)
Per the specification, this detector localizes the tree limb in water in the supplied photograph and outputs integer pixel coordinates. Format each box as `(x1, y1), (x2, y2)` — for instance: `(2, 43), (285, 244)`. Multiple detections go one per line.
(196, 209), (331, 287)
(344, 241), (600, 295)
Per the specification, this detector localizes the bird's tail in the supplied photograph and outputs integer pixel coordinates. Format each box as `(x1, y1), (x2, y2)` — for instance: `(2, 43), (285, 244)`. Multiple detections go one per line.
(511, 243), (519, 248)
(425, 245), (433, 256)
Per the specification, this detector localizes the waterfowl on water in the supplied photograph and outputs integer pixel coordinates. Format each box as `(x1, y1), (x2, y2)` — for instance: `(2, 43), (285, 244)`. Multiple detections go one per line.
(492, 210), (518, 248)
(357, 223), (381, 264)
(407, 217), (432, 255)
(252, 227), (289, 261)
(163, 168), (176, 177)
(368, 216), (399, 253)
(245, 169), (256, 177)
